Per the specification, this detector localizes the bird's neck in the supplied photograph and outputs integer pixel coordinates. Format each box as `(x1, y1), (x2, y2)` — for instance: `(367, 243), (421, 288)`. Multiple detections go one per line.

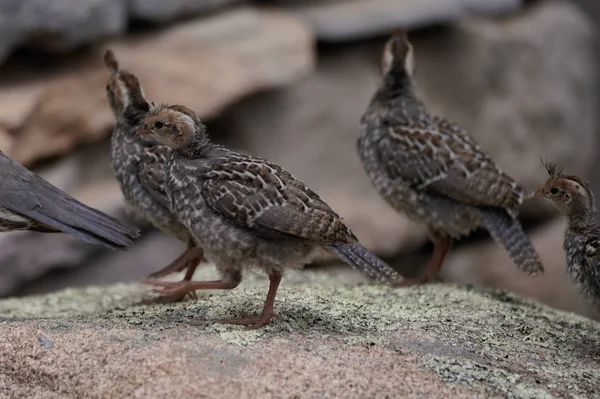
(567, 207), (597, 231)
(377, 68), (415, 100)
(119, 107), (148, 130)
(177, 135), (213, 158)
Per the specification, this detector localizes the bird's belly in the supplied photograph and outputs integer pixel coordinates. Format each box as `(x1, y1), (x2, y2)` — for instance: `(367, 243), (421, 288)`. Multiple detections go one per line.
(362, 159), (481, 237)
(177, 202), (316, 273)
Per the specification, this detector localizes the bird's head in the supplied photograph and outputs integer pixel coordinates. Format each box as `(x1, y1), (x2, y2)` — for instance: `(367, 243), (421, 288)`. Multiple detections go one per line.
(104, 50), (149, 123)
(534, 160), (596, 219)
(381, 29), (415, 78)
(136, 103), (207, 150)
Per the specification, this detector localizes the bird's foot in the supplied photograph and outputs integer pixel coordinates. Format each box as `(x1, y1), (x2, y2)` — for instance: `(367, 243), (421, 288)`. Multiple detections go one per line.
(217, 312), (279, 330)
(141, 291), (197, 305)
(141, 279), (202, 299)
(391, 275), (440, 288)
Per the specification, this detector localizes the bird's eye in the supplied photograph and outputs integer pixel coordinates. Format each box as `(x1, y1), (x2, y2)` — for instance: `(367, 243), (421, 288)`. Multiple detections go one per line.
(550, 187), (559, 195)
(154, 121), (164, 129)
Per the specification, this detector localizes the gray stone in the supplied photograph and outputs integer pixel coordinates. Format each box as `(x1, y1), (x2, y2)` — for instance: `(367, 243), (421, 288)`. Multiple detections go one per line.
(130, 0), (243, 22)
(0, 0), (127, 62)
(285, 0), (523, 41)
(413, 1), (597, 206)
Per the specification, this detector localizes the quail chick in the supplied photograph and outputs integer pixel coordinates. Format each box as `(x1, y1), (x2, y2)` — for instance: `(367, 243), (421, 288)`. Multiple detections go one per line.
(358, 30), (543, 286)
(534, 162), (600, 312)
(137, 103), (403, 328)
(0, 152), (139, 248)
(105, 50), (204, 303)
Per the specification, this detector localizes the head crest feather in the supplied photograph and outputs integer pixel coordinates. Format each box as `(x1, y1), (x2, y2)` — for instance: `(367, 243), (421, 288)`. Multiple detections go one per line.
(104, 50), (119, 74)
(541, 158), (563, 178)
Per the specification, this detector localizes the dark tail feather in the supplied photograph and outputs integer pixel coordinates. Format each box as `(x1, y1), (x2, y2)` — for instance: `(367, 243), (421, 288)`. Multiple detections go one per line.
(329, 243), (403, 285)
(29, 198), (140, 250)
(31, 208), (139, 250)
(481, 207), (544, 276)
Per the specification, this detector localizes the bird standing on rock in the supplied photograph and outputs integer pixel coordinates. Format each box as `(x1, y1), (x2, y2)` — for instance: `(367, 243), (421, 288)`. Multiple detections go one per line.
(534, 162), (600, 312)
(0, 152), (139, 249)
(358, 30), (544, 286)
(137, 103), (403, 328)
(104, 50), (204, 303)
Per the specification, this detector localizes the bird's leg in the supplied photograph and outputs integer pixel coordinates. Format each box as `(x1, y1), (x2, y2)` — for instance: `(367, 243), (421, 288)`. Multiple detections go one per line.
(142, 270), (242, 299)
(218, 274), (282, 329)
(394, 231), (452, 287)
(142, 246), (205, 304)
(147, 243), (204, 279)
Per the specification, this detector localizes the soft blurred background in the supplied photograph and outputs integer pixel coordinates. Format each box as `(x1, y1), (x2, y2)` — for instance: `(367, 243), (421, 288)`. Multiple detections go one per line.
(0, 0), (598, 318)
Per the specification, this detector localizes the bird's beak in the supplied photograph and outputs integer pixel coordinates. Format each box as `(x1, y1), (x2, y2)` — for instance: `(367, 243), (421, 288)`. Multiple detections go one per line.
(532, 188), (544, 198)
(136, 127), (149, 135)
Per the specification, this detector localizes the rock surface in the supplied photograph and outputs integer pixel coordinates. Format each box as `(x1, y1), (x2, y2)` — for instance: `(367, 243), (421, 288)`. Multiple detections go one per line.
(1, 271), (599, 398)
(1, 7), (315, 165)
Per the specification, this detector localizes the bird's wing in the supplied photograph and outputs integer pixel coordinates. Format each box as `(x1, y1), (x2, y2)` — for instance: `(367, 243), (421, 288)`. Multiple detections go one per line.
(583, 231), (600, 260)
(378, 116), (523, 212)
(136, 145), (171, 209)
(0, 153), (139, 249)
(201, 155), (356, 244)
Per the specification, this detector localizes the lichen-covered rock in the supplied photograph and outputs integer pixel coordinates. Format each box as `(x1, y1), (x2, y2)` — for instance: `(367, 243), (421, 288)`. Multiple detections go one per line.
(0, 271), (598, 398)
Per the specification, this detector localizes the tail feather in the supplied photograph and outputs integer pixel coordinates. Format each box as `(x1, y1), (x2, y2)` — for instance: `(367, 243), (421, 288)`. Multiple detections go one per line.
(329, 243), (403, 285)
(481, 207), (544, 276)
(26, 190), (140, 250)
(31, 208), (139, 250)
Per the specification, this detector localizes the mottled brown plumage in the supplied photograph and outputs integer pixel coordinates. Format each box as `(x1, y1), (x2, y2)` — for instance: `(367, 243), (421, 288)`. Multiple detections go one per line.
(534, 162), (600, 312)
(358, 31), (543, 285)
(138, 103), (403, 328)
(0, 152), (139, 249)
(105, 50), (205, 303)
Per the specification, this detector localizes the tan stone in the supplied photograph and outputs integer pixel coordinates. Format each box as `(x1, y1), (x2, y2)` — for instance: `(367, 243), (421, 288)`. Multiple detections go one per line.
(1, 7), (314, 165)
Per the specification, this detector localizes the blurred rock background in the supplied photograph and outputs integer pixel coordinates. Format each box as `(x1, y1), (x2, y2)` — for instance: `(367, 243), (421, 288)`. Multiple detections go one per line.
(0, 0), (598, 318)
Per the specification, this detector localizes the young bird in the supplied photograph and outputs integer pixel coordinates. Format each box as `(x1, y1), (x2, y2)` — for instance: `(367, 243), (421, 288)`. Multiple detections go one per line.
(105, 50), (204, 303)
(358, 30), (543, 286)
(138, 103), (403, 328)
(534, 162), (600, 312)
(0, 152), (139, 249)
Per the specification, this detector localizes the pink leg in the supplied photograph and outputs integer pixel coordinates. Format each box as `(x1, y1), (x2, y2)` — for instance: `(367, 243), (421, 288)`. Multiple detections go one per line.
(218, 274), (282, 329)
(142, 270), (241, 300)
(394, 232), (452, 287)
(142, 247), (205, 304)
